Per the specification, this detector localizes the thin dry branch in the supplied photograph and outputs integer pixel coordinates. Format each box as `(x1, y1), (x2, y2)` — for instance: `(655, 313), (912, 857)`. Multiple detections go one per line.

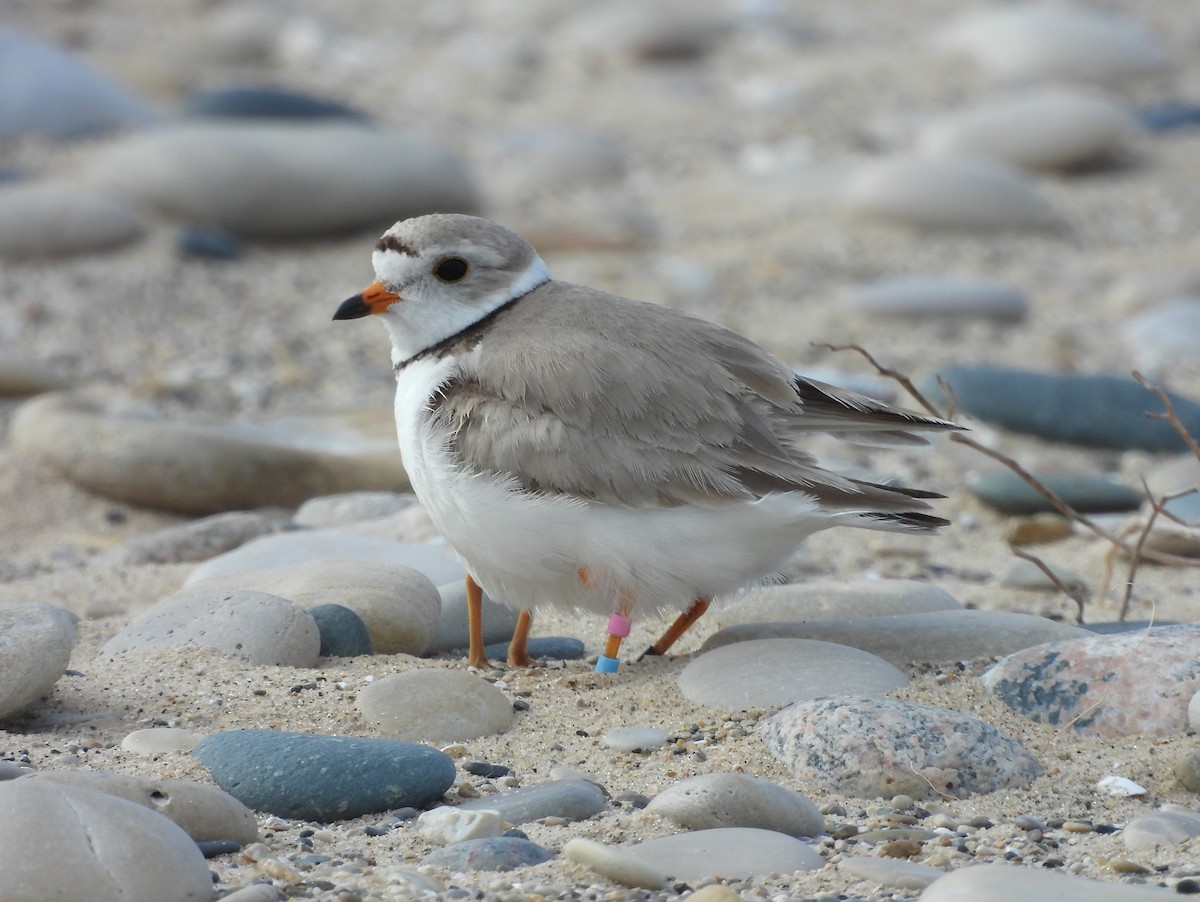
(1009, 544), (1087, 623)
(1134, 371), (1200, 462)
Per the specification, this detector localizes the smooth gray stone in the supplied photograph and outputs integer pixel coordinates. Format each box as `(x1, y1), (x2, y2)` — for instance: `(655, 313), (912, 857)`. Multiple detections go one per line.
(920, 365), (1200, 452)
(183, 87), (368, 122)
(0, 780), (213, 902)
(646, 772), (823, 836)
(112, 510), (292, 565)
(309, 604), (374, 657)
(840, 277), (1028, 321)
(715, 579), (961, 627)
(0, 182), (145, 258)
(457, 779), (607, 825)
(356, 670), (513, 742)
(483, 636), (584, 661)
(968, 471), (1143, 514)
(193, 730), (455, 821)
(24, 770), (258, 844)
(421, 836), (554, 871)
(764, 695), (1040, 799)
(292, 492), (414, 528)
(921, 862), (1173, 901)
(0, 603), (77, 721)
(703, 609), (1089, 667)
(429, 579), (520, 654)
(630, 827), (822, 881)
(681, 638), (908, 709)
(1123, 808), (1200, 851)
(839, 856), (943, 889)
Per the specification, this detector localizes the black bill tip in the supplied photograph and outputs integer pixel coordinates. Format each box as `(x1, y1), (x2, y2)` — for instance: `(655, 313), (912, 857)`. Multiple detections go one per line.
(333, 295), (370, 321)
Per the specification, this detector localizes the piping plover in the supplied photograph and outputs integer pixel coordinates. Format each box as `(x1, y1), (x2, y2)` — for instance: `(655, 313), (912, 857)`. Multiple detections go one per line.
(334, 214), (958, 672)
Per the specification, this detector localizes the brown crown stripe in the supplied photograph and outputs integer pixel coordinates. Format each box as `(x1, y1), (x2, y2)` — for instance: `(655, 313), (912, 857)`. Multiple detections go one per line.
(376, 234), (418, 256)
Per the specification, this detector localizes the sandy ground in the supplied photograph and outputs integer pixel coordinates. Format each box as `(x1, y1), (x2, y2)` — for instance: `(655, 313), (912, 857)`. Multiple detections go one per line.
(3, 0), (1200, 898)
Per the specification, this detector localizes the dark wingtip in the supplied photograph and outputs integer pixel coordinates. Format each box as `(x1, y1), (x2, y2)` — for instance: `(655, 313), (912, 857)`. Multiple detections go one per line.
(333, 295), (370, 320)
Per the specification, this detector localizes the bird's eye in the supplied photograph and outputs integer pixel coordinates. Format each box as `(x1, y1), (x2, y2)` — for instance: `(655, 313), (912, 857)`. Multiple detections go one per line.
(433, 257), (470, 283)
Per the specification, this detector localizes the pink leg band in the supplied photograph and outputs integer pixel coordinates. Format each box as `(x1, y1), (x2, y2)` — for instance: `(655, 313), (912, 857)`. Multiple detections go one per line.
(607, 613), (632, 638)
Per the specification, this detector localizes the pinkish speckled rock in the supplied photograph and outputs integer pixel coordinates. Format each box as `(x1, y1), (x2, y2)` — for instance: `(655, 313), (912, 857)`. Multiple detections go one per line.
(981, 624), (1200, 737)
(762, 695), (1039, 800)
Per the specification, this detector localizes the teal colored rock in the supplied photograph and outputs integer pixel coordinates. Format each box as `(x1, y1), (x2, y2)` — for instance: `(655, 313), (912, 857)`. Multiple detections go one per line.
(193, 730), (454, 820)
(309, 603), (374, 657)
(968, 471), (1143, 514)
(920, 365), (1200, 451)
(483, 636), (585, 661)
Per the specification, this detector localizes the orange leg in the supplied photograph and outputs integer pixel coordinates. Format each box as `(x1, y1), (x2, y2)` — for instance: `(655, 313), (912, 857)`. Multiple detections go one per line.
(641, 597), (711, 658)
(465, 574), (490, 669)
(508, 608), (534, 667)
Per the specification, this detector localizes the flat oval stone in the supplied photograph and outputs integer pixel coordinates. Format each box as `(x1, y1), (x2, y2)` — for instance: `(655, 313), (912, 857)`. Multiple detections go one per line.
(183, 87), (367, 122)
(917, 89), (1139, 172)
(704, 610), (1086, 668)
(0, 602), (77, 721)
(1124, 808), (1200, 851)
(680, 638), (907, 709)
(309, 603), (374, 657)
(416, 806), (504, 844)
(421, 836), (553, 871)
(192, 729), (455, 820)
(0, 780), (213, 901)
(563, 837), (667, 889)
(982, 624), (1200, 736)
(484, 635), (585, 661)
(717, 579), (961, 626)
(968, 471), (1143, 514)
(82, 121), (478, 239)
(121, 727), (205, 754)
(763, 695), (1039, 799)
(357, 669), (513, 741)
(0, 181), (145, 258)
(102, 590), (320, 667)
(646, 772), (823, 836)
(921, 862), (1174, 901)
(432, 579), (521, 653)
(921, 365), (1200, 452)
(840, 277), (1028, 322)
(602, 727), (670, 752)
(457, 779), (608, 825)
(24, 770), (258, 843)
(0, 356), (70, 396)
(839, 856), (943, 889)
(182, 559), (440, 656)
(112, 510), (291, 566)
(630, 827), (822, 881)
(842, 155), (1057, 231)
(293, 491), (413, 527)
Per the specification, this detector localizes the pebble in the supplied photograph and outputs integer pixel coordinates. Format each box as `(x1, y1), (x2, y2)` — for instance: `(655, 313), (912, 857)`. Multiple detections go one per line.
(309, 603), (374, 657)
(921, 365), (1200, 452)
(1189, 689), (1200, 731)
(192, 729), (455, 820)
(457, 779), (608, 825)
(421, 836), (554, 871)
(563, 837), (667, 890)
(982, 624), (1200, 736)
(121, 727), (205, 754)
(357, 669), (514, 741)
(0, 603), (77, 721)
(998, 559), (1089, 595)
(0, 29), (155, 140)
(182, 87), (367, 122)
(646, 772), (823, 836)
(716, 579), (961, 627)
(704, 610), (1087, 668)
(1125, 807), (1200, 851)
(1005, 513), (1074, 545)
(763, 695), (1040, 799)
(680, 638), (908, 709)
(416, 806), (505, 844)
(217, 886), (281, 902)
(630, 827), (823, 881)
(839, 277), (1028, 322)
(176, 227), (241, 260)
(1136, 102), (1200, 133)
(1097, 775), (1147, 797)
(602, 727), (670, 752)
(463, 761), (510, 778)
(10, 393), (408, 514)
(968, 471), (1144, 514)
(0, 780), (212, 901)
(0, 357), (69, 397)
(921, 862), (1171, 900)
(841, 155), (1058, 231)
(183, 559), (442, 656)
(1128, 300), (1200, 377)
(25, 769), (258, 843)
(292, 492), (414, 528)
(683, 886), (739, 902)
(933, 6), (1167, 85)
(839, 856), (943, 889)
(83, 121), (479, 239)
(483, 635), (585, 661)
(431, 578), (522, 654)
(1174, 751), (1200, 792)
(102, 590), (320, 667)
(111, 510), (292, 565)
(916, 89), (1139, 172)
(0, 181), (146, 259)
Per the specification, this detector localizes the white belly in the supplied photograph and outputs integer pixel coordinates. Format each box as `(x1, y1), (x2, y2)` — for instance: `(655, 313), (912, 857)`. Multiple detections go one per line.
(394, 356), (833, 619)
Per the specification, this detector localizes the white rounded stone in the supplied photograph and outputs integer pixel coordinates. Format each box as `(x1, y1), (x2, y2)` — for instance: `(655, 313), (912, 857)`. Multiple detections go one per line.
(602, 727), (670, 752)
(839, 277), (1028, 322)
(0, 182), (144, 258)
(922, 862), (1175, 900)
(630, 827), (822, 881)
(564, 837), (668, 890)
(357, 669), (513, 742)
(0, 603), (77, 721)
(121, 728), (205, 754)
(416, 806), (505, 844)
(646, 772), (823, 836)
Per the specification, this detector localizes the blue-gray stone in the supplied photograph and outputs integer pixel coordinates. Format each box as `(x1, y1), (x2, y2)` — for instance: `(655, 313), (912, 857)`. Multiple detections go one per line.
(1165, 492), (1200, 525)
(196, 839), (241, 858)
(463, 761), (510, 778)
(457, 779), (607, 825)
(1085, 620), (1178, 634)
(309, 604), (374, 657)
(920, 365), (1200, 452)
(1136, 101), (1200, 132)
(177, 228), (241, 260)
(192, 730), (454, 820)
(421, 836), (554, 872)
(968, 471), (1143, 514)
(482, 636), (585, 661)
(183, 88), (368, 123)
